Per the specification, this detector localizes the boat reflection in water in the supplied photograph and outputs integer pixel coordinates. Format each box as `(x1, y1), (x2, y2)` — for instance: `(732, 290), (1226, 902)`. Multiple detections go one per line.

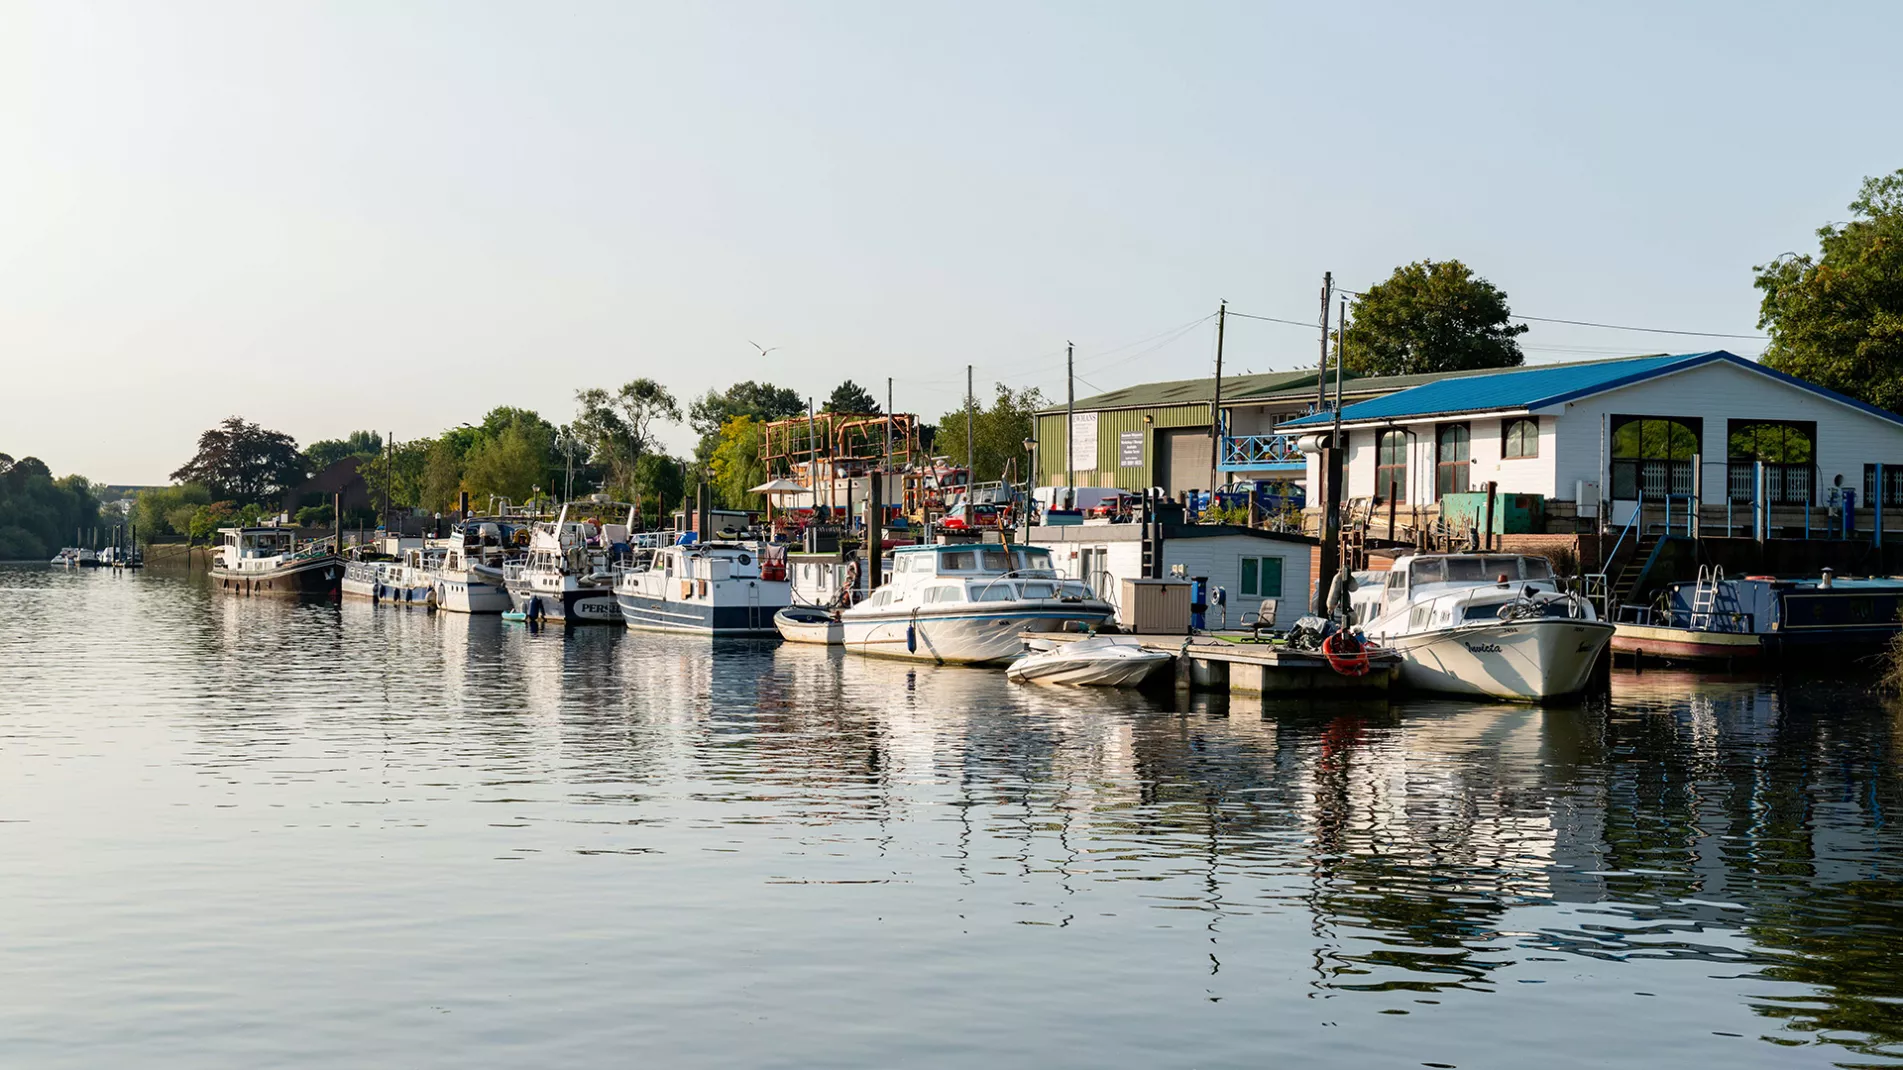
(13, 563), (1903, 1068)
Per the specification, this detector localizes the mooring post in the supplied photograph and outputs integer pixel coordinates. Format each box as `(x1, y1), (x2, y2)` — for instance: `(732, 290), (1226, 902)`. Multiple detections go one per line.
(1877, 463), (1885, 549)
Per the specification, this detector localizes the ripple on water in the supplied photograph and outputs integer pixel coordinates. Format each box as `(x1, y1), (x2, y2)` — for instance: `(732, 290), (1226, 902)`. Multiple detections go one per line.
(2, 564), (1902, 1068)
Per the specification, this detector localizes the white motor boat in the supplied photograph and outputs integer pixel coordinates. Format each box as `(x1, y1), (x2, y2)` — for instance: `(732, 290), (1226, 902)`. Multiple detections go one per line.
(1357, 552), (1613, 700)
(1006, 635), (1169, 687)
(503, 499), (633, 626)
(615, 538), (791, 636)
(774, 604), (843, 645)
(428, 518), (523, 614)
(839, 544), (1114, 665)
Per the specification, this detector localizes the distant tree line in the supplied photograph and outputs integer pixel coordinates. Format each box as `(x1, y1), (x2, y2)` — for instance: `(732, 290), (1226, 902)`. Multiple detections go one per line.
(0, 453), (107, 561)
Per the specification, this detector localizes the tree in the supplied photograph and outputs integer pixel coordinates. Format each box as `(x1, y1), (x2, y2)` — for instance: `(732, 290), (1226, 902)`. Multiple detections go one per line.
(708, 416), (769, 509)
(169, 417), (308, 503)
(0, 453), (104, 559)
(1757, 169), (1903, 413)
(463, 419), (555, 506)
(134, 483), (212, 542)
(935, 384), (1045, 484)
(632, 453), (685, 520)
(304, 430), (383, 471)
(1339, 260), (1528, 376)
(687, 380), (805, 469)
(358, 438), (431, 515)
(822, 379), (880, 415)
(574, 379), (681, 496)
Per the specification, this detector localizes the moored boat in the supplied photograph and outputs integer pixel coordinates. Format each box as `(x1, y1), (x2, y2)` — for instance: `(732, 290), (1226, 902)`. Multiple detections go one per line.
(210, 526), (342, 598)
(839, 543), (1114, 665)
(1356, 552), (1612, 700)
(1006, 635), (1169, 686)
(503, 498), (633, 625)
(615, 538), (791, 636)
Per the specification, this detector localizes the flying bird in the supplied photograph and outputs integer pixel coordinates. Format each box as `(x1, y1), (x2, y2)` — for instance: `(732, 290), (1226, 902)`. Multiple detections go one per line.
(750, 340), (781, 357)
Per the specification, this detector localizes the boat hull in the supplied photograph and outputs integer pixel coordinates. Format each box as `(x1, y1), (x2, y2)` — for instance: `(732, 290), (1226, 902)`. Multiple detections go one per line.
(211, 555), (343, 598)
(616, 591), (784, 636)
(774, 606), (843, 645)
(435, 573), (512, 614)
(1611, 623), (1761, 662)
(1007, 648), (1168, 687)
(842, 607), (1116, 665)
(506, 583), (620, 625)
(1385, 618), (1613, 700)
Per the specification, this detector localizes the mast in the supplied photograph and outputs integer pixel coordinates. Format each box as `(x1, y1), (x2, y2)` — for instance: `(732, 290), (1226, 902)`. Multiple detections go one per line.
(1066, 341), (1074, 508)
(1209, 299), (1226, 504)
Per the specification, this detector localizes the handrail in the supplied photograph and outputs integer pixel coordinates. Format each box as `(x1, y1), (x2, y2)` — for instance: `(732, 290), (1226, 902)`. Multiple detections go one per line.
(1604, 490), (1644, 568)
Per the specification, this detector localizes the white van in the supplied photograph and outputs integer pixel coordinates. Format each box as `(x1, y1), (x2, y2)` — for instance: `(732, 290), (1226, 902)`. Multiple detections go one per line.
(1033, 486), (1132, 513)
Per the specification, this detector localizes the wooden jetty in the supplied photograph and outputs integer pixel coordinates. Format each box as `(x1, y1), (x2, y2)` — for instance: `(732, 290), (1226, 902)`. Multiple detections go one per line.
(1024, 631), (1400, 695)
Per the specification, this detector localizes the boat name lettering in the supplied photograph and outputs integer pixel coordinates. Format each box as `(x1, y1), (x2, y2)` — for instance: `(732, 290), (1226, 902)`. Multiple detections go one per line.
(1463, 642), (1503, 654)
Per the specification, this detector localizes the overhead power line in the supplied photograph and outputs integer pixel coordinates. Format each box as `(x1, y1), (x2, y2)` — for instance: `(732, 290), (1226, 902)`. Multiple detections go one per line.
(1331, 288), (1765, 340)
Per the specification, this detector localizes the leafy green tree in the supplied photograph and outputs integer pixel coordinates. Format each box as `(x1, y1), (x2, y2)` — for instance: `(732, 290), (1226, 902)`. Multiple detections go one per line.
(708, 416), (769, 509)
(170, 417), (308, 503)
(1339, 260), (1528, 376)
(303, 430), (383, 471)
(134, 483), (213, 541)
(935, 384), (1045, 484)
(632, 453), (686, 520)
(0, 455), (105, 558)
(420, 436), (471, 515)
(358, 438), (431, 516)
(463, 419), (555, 506)
(687, 380), (805, 469)
(574, 379), (680, 496)
(1756, 169), (1903, 413)
(822, 379), (880, 414)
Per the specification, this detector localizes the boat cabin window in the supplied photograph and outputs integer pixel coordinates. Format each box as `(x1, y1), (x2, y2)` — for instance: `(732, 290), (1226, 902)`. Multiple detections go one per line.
(1016, 549), (1054, 573)
(1020, 582), (1056, 598)
(925, 585), (964, 603)
(972, 582), (1016, 602)
(1410, 558), (1445, 585)
(939, 550), (976, 572)
(863, 589), (894, 608)
(1386, 570), (1407, 592)
(980, 549), (1013, 573)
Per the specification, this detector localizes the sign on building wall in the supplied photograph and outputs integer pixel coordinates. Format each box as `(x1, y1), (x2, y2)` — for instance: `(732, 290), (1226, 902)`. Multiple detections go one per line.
(1118, 430), (1143, 467)
(1068, 411), (1098, 469)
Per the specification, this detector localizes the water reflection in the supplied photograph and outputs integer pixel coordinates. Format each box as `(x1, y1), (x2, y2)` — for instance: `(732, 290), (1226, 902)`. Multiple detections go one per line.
(5, 564), (1903, 1067)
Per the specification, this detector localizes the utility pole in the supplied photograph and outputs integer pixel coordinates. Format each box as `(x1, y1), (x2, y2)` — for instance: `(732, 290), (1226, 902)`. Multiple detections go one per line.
(1066, 342), (1075, 509)
(1336, 296), (1347, 411)
(1209, 299), (1227, 505)
(885, 376), (893, 467)
(1315, 271), (1333, 413)
(966, 363), (975, 483)
(808, 397), (818, 513)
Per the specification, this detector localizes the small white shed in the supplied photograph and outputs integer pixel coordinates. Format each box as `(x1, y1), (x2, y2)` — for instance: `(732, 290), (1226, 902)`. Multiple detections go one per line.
(1027, 521), (1315, 629)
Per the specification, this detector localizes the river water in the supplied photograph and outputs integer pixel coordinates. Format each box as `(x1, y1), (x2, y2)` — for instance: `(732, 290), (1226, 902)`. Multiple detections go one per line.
(4, 563), (1902, 1069)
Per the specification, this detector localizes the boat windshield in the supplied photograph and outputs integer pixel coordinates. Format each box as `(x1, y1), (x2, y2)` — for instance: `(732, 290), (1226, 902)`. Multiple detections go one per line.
(1416, 555), (1556, 585)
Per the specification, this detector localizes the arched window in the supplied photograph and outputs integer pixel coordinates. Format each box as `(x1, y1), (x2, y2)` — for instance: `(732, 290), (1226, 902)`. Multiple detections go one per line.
(1502, 418), (1538, 459)
(1436, 424), (1470, 499)
(1375, 430), (1408, 503)
(1610, 415), (1700, 500)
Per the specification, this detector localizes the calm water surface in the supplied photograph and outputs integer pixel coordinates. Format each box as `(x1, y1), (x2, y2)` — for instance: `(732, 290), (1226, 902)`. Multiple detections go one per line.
(5, 563), (1903, 1068)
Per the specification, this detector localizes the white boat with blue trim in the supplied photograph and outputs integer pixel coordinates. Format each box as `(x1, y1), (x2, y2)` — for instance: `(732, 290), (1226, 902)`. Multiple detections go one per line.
(502, 499), (634, 626)
(614, 537), (790, 636)
(839, 544), (1113, 665)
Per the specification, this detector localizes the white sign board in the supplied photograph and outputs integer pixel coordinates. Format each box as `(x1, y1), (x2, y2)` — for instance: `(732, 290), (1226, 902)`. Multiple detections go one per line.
(1068, 411), (1098, 469)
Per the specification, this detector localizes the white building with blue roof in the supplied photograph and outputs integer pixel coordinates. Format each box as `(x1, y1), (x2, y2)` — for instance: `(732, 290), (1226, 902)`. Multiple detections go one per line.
(1274, 350), (1903, 531)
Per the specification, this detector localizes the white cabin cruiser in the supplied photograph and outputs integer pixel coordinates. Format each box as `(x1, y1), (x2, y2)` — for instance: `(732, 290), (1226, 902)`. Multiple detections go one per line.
(615, 537), (791, 636)
(1007, 635), (1169, 687)
(428, 518), (522, 614)
(1355, 553), (1612, 700)
(503, 499), (633, 625)
(840, 544), (1113, 665)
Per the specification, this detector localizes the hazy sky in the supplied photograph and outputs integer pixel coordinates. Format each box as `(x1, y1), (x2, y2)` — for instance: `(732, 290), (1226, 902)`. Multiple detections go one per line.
(5, 1), (1899, 484)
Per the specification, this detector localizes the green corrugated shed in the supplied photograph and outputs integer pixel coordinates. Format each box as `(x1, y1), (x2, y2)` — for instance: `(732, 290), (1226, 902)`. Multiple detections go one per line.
(1035, 404), (1210, 491)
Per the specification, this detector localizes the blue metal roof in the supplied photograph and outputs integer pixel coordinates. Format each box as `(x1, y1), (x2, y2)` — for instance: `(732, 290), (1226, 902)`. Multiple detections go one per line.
(1277, 350), (1903, 429)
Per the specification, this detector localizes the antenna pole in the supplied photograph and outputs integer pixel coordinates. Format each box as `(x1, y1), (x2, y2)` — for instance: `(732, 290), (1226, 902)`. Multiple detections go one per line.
(1210, 300), (1226, 507)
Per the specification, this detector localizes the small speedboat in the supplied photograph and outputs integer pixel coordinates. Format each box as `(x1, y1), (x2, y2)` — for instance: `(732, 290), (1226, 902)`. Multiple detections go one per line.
(774, 604), (843, 645)
(1006, 635), (1169, 687)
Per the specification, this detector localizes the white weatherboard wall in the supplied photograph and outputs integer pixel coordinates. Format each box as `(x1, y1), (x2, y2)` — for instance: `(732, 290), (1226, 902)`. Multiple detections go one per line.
(1548, 360), (1903, 505)
(1307, 360), (1903, 509)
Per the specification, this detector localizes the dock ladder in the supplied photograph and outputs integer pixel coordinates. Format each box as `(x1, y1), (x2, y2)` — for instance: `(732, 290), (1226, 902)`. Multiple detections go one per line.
(1689, 564), (1724, 630)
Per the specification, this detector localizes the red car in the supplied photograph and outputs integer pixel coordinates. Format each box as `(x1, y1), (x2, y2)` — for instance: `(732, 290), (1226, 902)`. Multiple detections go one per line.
(939, 503), (999, 530)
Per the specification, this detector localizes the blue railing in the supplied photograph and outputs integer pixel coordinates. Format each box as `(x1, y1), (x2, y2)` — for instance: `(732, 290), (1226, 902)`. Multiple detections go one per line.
(1220, 434), (1304, 469)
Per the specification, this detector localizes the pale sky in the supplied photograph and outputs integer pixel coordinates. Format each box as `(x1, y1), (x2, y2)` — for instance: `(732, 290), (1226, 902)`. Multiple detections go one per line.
(4, 1), (1898, 484)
